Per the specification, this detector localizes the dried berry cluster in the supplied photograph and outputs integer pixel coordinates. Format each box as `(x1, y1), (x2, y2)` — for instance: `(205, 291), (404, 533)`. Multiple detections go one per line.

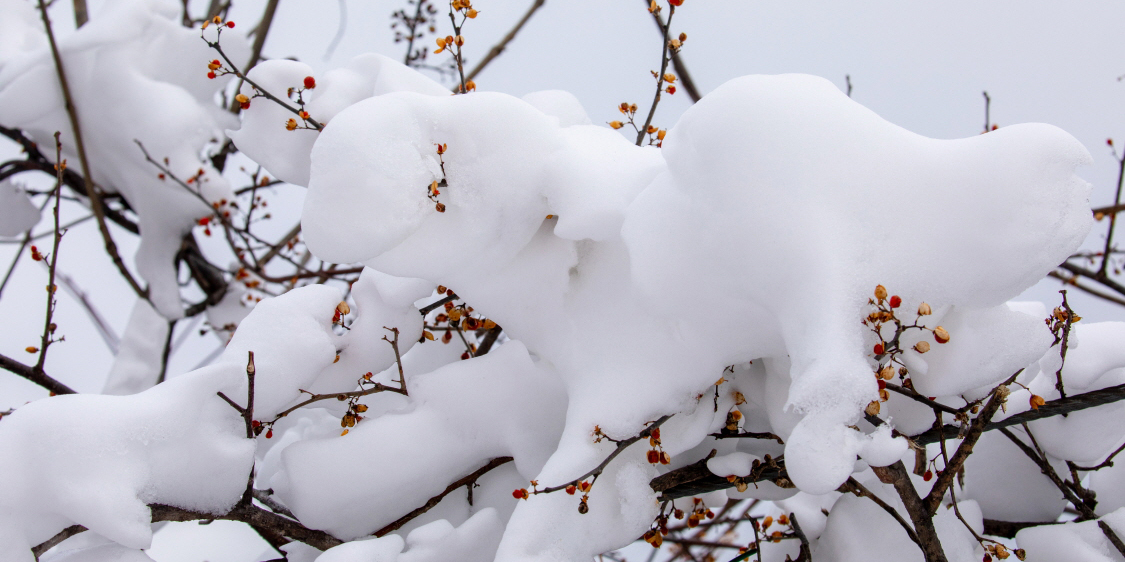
(863, 284), (950, 416)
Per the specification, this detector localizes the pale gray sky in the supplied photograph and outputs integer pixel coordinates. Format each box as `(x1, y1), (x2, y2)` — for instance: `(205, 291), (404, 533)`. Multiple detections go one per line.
(3, 0), (1125, 407)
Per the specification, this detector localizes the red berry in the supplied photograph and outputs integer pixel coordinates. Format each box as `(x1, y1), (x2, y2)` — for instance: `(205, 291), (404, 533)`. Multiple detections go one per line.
(207, 71), (216, 79)
(240, 101), (251, 110)
(647, 450), (660, 464)
(198, 216), (210, 226)
(877, 379), (886, 390)
(265, 429), (273, 439)
(667, 85), (676, 95)
(251, 420), (260, 428)
(460, 351), (470, 360)
(212, 59), (221, 65)
(303, 76), (317, 89)
(873, 343), (884, 355)
(889, 295), (901, 308)
(226, 21), (235, 28)
(669, 0), (683, 5)
(923, 470), (933, 481)
(512, 488), (528, 499)
(565, 485), (576, 495)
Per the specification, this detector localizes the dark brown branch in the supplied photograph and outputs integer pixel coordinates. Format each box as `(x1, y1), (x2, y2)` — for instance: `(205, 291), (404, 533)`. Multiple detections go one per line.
(910, 381), (1125, 446)
(383, 327), (407, 394)
(33, 502), (343, 557)
(419, 293), (458, 316)
(474, 324), (504, 356)
(0, 352), (76, 395)
(1099, 521), (1125, 557)
(228, 0), (280, 113)
(537, 415), (673, 496)
(253, 488), (297, 520)
(31, 524), (85, 558)
(643, 0), (700, 103)
(34, 134), (66, 375)
(1101, 152), (1125, 277)
(1058, 261), (1125, 299)
(789, 512), (811, 562)
(872, 462), (948, 562)
(982, 519), (1060, 539)
(464, 0), (545, 82)
(205, 31), (324, 130)
(72, 0), (88, 27)
(923, 372), (1021, 515)
(709, 431), (784, 444)
(37, 0), (149, 301)
(152, 502), (343, 550)
(840, 476), (920, 547)
(1048, 271), (1125, 307)
(635, 4), (676, 146)
(373, 456), (513, 537)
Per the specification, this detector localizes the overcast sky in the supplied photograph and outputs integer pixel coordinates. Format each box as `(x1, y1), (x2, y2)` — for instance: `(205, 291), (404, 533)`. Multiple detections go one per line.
(3, 0), (1125, 406)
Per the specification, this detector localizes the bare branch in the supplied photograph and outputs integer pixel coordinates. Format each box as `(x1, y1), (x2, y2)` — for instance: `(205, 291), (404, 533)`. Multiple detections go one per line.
(0, 352), (76, 395)
(36, 0), (150, 301)
(464, 0), (546, 82)
(373, 456), (513, 537)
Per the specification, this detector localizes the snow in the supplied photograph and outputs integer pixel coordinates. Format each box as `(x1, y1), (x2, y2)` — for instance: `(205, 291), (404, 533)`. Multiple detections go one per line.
(293, 71), (1093, 556)
(273, 340), (567, 540)
(0, 0), (246, 319)
(0, 363), (254, 550)
(103, 299), (169, 395)
(0, 179), (40, 237)
(0, 4), (1108, 556)
(1016, 508), (1125, 562)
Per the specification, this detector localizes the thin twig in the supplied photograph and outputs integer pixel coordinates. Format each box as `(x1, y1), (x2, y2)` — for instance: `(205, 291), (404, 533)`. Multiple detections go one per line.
(636, 4), (676, 146)
(923, 371), (1021, 515)
(204, 30), (324, 130)
(642, 0), (700, 103)
(464, 0), (545, 82)
(842, 477), (920, 547)
(34, 135), (66, 375)
(373, 456), (513, 537)
(229, 0), (281, 113)
(789, 512), (812, 562)
(1101, 151), (1125, 277)
(383, 326), (407, 394)
(0, 353), (75, 395)
(37, 0), (149, 301)
(533, 415), (673, 496)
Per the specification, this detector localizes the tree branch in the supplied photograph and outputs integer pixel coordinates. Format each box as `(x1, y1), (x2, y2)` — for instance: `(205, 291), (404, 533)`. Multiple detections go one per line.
(36, 0), (149, 301)
(373, 456), (513, 537)
(464, 0), (545, 83)
(0, 352), (76, 395)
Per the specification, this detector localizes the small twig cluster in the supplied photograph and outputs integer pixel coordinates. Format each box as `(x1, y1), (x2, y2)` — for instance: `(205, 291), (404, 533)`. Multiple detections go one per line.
(513, 416), (673, 514)
(436, 0), (479, 93)
(862, 284), (950, 416)
(429, 144), (449, 213)
(201, 21), (324, 131)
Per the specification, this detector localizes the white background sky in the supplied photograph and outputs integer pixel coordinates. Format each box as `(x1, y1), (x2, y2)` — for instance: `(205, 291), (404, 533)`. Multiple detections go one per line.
(2, 0), (1125, 557)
